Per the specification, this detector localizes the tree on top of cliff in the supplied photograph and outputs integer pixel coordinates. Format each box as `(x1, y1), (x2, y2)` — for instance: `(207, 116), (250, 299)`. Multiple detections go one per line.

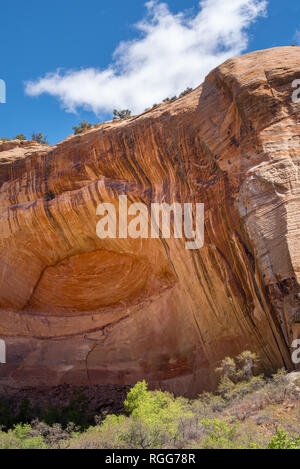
(163, 96), (177, 103)
(72, 120), (92, 135)
(179, 87), (193, 97)
(32, 132), (48, 145)
(113, 109), (132, 120)
(14, 134), (27, 141)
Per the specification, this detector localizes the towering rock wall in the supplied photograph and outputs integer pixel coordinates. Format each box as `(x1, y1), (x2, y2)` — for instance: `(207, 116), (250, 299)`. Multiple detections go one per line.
(0, 47), (299, 395)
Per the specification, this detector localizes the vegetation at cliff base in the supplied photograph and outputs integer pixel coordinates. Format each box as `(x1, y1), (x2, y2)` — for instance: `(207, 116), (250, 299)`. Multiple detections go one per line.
(0, 351), (299, 449)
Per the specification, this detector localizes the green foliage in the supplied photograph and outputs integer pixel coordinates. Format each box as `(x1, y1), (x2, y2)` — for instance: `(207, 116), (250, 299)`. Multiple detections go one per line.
(15, 399), (34, 425)
(0, 392), (92, 433)
(113, 109), (132, 120)
(0, 137), (10, 142)
(61, 394), (89, 429)
(124, 380), (191, 444)
(39, 404), (61, 426)
(0, 400), (14, 430)
(72, 120), (92, 135)
(67, 415), (152, 449)
(40, 393), (90, 430)
(0, 355), (298, 450)
(0, 424), (46, 449)
(199, 418), (239, 449)
(32, 132), (48, 145)
(124, 380), (148, 414)
(163, 96), (177, 103)
(69, 383), (191, 449)
(191, 391), (226, 418)
(267, 428), (300, 449)
(179, 87), (193, 97)
(14, 134), (27, 140)
(218, 375), (265, 401)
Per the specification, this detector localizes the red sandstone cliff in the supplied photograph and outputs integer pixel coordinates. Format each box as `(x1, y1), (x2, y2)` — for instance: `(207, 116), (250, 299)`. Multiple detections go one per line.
(0, 47), (299, 396)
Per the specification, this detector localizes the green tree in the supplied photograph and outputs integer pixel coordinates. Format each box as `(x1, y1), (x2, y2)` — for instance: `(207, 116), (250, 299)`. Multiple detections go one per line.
(0, 424), (46, 449)
(179, 87), (193, 97)
(267, 428), (300, 449)
(163, 96), (177, 103)
(124, 380), (191, 443)
(14, 134), (27, 141)
(72, 120), (92, 135)
(32, 132), (48, 145)
(113, 109), (132, 120)
(200, 418), (239, 449)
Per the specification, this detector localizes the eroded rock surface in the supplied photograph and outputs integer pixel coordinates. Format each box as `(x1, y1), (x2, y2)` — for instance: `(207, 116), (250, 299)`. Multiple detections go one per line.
(1, 47), (300, 396)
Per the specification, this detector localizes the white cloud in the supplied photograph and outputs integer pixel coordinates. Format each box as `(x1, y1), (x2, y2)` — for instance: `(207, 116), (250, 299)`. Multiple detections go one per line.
(25, 0), (267, 115)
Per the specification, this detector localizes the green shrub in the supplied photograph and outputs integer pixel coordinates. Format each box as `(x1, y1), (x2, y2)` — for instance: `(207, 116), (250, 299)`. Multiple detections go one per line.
(163, 96), (177, 104)
(191, 391), (226, 418)
(124, 380), (191, 437)
(0, 400), (14, 430)
(199, 418), (240, 449)
(267, 428), (300, 449)
(0, 424), (46, 449)
(0, 356), (297, 450)
(14, 134), (27, 141)
(179, 87), (193, 97)
(32, 132), (48, 145)
(88, 381), (191, 448)
(218, 375), (265, 402)
(40, 393), (90, 430)
(15, 398), (34, 425)
(72, 120), (92, 135)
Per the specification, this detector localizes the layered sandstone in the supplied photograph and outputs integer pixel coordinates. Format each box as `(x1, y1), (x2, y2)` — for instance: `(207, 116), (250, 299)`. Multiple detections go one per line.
(0, 47), (300, 396)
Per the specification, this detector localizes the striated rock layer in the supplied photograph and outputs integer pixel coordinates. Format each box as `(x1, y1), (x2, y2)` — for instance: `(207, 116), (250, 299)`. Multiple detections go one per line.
(1, 47), (300, 396)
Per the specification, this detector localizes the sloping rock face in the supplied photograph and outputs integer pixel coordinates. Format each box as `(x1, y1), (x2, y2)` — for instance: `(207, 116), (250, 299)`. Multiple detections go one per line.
(0, 47), (299, 396)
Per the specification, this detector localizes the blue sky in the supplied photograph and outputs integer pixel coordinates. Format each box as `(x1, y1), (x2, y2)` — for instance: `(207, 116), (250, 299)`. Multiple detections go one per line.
(1, 0), (300, 145)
